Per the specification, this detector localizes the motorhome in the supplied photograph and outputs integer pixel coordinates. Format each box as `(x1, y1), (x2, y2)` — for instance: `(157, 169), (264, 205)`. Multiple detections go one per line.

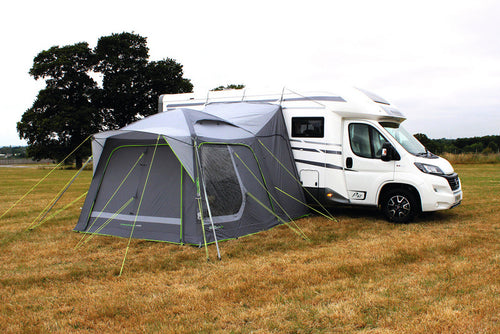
(159, 87), (462, 223)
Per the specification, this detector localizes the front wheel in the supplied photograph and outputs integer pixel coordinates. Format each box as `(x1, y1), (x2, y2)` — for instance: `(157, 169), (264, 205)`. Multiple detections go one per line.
(381, 189), (419, 223)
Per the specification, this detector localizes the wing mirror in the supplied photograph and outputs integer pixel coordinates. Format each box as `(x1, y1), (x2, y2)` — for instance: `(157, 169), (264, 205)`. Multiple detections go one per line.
(381, 142), (400, 161)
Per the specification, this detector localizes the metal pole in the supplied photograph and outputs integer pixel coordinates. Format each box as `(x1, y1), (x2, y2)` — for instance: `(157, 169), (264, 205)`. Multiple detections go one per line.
(194, 144), (222, 261)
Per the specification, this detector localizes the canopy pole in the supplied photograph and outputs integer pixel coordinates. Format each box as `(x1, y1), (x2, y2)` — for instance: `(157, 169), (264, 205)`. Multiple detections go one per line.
(195, 142), (221, 261)
(194, 140), (210, 261)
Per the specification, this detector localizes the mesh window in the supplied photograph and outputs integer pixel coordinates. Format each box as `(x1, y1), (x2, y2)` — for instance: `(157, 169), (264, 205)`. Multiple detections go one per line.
(200, 144), (243, 216)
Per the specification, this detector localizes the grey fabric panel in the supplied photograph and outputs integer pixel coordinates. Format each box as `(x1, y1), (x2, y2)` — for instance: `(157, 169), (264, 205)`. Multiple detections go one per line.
(163, 137), (195, 181)
(201, 144), (277, 243)
(86, 217), (182, 243)
(90, 145), (146, 218)
(76, 142), (185, 243)
(178, 167), (200, 245)
(121, 109), (192, 140)
(194, 121), (253, 140)
(203, 102), (279, 135)
(134, 145), (183, 219)
(258, 136), (308, 220)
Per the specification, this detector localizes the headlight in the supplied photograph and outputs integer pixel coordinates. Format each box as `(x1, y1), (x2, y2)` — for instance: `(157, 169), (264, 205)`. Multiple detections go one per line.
(414, 162), (444, 175)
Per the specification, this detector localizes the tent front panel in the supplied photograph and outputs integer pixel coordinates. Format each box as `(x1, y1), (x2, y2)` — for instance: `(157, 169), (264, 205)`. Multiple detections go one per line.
(76, 142), (191, 243)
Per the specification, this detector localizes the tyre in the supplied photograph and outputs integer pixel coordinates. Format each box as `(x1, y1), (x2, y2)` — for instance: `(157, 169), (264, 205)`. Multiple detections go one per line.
(381, 188), (419, 223)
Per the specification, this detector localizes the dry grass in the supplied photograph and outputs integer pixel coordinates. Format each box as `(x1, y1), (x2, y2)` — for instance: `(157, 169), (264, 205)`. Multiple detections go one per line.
(0, 164), (498, 333)
(441, 152), (500, 164)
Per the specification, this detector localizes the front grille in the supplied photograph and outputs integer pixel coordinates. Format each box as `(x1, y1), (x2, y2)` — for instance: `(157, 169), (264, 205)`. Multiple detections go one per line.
(443, 173), (460, 191)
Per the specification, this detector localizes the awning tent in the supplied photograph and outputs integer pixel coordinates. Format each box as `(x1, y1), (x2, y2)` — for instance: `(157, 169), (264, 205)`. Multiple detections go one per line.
(74, 102), (308, 246)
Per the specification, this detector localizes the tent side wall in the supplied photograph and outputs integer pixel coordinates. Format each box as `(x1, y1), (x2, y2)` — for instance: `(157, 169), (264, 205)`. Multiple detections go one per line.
(255, 108), (307, 221)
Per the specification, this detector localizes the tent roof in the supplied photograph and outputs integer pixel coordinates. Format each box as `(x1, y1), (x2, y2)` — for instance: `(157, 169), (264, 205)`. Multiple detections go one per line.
(92, 102), (283, 180)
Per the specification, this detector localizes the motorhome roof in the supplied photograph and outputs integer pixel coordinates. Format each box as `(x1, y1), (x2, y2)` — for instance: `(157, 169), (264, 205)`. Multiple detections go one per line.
(159, 87), (406, 122)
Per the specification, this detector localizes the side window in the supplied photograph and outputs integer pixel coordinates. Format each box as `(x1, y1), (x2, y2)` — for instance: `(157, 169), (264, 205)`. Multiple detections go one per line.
(349, 123), (388, 159)
(292, 117), (324, 138)
(371, 130), (387, 158)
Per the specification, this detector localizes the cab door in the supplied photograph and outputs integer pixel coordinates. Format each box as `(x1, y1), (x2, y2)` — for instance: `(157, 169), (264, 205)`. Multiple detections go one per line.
(343, 122), (395, 205)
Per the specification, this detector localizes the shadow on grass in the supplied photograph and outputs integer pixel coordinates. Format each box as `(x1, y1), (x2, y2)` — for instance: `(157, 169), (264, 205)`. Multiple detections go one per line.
(324, 204), (461, 226)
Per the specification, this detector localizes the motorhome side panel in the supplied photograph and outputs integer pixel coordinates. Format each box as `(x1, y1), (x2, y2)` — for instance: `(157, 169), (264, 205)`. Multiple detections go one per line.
(282, 106), (349, 204)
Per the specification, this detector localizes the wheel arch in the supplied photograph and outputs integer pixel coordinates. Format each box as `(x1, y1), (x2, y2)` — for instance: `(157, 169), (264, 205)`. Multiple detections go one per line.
(378, 182), (422, 212)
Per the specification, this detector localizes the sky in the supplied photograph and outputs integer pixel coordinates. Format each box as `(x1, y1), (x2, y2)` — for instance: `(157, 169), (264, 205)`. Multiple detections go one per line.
(1, 0), (499, 146)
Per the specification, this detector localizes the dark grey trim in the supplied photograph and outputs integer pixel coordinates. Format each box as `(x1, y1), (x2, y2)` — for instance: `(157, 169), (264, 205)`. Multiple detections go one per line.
(323, 149), (342, 155)
(303, 186), (350, 205)
(292, 147), (320, 153)
(295, 158), (344, 170)
(284, 96), (346, 103)
(166, 102), (206, 109)
(292, 146), (342, 155)
(289, 138), (342, 147)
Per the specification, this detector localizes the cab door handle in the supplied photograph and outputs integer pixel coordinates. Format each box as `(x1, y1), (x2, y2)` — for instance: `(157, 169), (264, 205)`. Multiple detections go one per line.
(346, 157), (353, 169)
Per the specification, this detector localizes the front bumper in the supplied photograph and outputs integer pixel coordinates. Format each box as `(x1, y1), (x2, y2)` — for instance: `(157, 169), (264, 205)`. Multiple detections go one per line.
(420, 174), (463, 212)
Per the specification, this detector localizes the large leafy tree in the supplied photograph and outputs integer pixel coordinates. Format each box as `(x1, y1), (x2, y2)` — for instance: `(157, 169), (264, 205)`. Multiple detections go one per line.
(17, 43), (101, 168)
(94, 32), (193, 128)
(18, 32), (193, 166)
(94, 33), (150, 128)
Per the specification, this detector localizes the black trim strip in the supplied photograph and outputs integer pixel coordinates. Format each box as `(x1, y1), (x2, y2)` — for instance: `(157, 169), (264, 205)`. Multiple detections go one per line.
(292, 146), (342, 155)
(289, 138), (342, 147)
(284, 96), (346, 102)
(292, 147), (320, 153)
(166, 102), (206, 108)
(295, 158), (344, 170)
(323, 149), (342, 155)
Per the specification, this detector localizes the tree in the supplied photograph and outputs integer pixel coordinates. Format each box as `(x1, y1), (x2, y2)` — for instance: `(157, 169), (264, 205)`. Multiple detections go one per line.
(211, 84), (245, 91)
(94, 32), (193, 128)
(94, 33), (150, 128)
(144, 58), (194, 113)
(413, 133), (438, 153)
(17, 43), (101, 168)
(18, 32), (193, 166)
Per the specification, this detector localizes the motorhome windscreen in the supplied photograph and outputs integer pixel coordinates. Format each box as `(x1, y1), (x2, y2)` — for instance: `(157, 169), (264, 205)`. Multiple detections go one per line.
(291, 117), (324, 138)
(380, 122), (427, 155)
(200, 144), (243, 216)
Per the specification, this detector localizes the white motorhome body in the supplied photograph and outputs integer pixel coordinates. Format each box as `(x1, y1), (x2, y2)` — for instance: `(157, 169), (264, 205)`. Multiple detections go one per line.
(159, 88), (462, 222)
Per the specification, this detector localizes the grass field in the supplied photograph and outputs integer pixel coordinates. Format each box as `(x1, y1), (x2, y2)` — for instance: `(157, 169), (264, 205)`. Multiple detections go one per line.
(0, 164), (498, 333)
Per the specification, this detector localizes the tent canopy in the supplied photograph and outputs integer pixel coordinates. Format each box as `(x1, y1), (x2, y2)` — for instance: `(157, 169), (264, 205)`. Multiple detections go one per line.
(75, 102), (308, 246)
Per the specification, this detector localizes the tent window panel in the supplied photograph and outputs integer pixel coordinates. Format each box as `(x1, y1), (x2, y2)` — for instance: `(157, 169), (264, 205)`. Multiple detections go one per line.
(200, 144), (243, 217)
